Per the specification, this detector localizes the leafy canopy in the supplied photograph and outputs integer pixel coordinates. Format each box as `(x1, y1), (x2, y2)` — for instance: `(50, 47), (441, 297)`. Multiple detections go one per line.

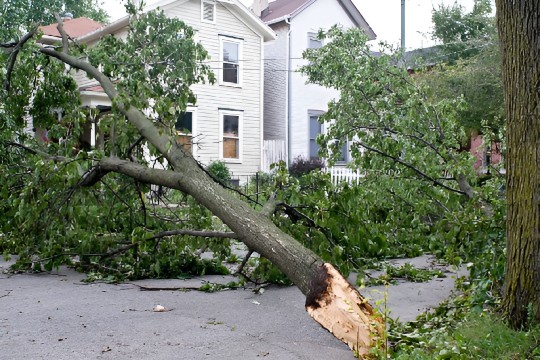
(0, 0), (108, 40)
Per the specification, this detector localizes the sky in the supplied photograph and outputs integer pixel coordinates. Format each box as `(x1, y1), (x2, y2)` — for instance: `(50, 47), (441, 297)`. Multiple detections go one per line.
(100, 0), (479, 50)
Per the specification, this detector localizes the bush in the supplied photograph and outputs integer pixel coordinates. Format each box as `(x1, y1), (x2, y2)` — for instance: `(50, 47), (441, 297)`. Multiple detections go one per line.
(288, 156), (325, 177)
(207, 160), (231, 185)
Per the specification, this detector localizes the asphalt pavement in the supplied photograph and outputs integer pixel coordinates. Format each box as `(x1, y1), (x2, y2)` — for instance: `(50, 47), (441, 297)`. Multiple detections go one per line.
(0, 256), (463, 359)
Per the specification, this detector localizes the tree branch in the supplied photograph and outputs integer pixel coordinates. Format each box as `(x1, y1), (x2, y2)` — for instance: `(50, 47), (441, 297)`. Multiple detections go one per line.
(4, 28), (38, 92)
(357, 141), (467, 196)
(147, 229), (237, 241)
(6, 141), (67, 162)
(102, 229), (238, 259)
(351, 125), (449, 162)
(277, 203), (337, 247)
(54, 14), (69, 54)
(260, 192), (281, 217)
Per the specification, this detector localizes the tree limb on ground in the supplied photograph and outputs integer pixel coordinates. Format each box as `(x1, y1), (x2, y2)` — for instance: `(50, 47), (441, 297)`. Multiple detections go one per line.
(33, 28), (384, 354)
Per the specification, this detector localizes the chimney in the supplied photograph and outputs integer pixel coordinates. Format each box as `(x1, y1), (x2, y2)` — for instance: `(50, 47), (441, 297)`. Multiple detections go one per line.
(250, 0), (269, 17)
(61, 12), (74, 21)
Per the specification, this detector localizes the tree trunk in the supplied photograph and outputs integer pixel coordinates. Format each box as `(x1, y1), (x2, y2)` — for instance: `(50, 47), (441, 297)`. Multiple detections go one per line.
(39, 49), (383, 355)
(496, 0), (540, 328)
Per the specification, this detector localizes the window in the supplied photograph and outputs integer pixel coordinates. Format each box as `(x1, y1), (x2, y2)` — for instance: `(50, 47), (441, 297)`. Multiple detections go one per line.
(175, 108), (196, 154)
(308, 32), (323, 49)
(201, 0), (216, 23)
(337, 139), (349, 163)
(219, 36), (242, 86)
(220, 110), (242, 161)
(309, 113), (322, 159)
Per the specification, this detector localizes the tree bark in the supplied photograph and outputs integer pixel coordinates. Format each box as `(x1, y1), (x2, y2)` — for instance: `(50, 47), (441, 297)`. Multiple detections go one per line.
(496, 0), (540, 328)
(38, 48), (383, 354)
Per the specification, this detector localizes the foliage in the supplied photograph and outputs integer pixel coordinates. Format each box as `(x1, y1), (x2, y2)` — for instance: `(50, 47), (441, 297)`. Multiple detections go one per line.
(412, 0), (504, 135)
(431, 0), (495, 64)
(207, 160), (231, 185)
(0, 5), (223, 281)
(385, 308), (540, 359)
(415, 46), (504, 135)
(362, 263), (446, 286)
(0, 0), (108, 40)
(288, 155), (325, 177)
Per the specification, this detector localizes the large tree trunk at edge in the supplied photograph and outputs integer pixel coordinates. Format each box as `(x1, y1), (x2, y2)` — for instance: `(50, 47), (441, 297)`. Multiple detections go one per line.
(39, 49), (383, 355)
(496, 0), (540, 328)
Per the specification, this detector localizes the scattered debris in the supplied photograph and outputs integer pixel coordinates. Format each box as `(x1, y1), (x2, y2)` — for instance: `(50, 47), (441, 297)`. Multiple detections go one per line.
(153, 305), (166, 312)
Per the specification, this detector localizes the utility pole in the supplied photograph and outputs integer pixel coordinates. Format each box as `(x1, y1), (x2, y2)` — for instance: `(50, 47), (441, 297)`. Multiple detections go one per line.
(401, 0), (406, 51)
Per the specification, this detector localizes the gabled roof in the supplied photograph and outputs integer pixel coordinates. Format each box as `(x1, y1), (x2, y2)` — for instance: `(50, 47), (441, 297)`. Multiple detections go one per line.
(40, 17), (103, 38)
(78, 0), (275, 43)
(260, 0), (376, 40)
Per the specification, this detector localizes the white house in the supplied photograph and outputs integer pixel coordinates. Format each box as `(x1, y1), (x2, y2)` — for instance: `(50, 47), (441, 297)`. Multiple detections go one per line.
(253, 0), (375, 167)
(40, 0), (276, 178)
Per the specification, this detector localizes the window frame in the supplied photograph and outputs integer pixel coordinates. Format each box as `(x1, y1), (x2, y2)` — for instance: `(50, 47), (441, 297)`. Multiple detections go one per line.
(308, 110), (324, 160)
(219, 109), (243, 163)
(174, 106), (197, 156)
(307, 32), (323, 49)
(219, 36), (243, 87)
(201, 0), (216, 24)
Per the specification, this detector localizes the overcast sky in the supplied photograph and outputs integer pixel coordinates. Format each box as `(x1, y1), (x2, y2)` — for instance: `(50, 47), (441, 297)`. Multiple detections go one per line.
(100, 0), (481, 50)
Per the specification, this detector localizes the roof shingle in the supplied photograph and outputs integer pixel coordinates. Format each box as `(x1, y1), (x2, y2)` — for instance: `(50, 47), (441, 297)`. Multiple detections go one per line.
(40, 17), (103, 38)
(260, 0), (311, 23)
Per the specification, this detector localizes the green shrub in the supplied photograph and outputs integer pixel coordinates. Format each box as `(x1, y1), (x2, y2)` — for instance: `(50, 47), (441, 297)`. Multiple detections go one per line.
(207, 160), (231, 185)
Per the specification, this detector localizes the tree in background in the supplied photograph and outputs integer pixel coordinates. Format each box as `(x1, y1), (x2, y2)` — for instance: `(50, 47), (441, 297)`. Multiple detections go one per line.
(416, 0), (504, 137)
(0, 0), (108, 40)
(496, 0), (540, 329)
(431, 0), (494, 63)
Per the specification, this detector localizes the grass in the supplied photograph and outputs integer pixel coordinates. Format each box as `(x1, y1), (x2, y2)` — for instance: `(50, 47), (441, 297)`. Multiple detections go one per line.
(390, 312), (540, 359)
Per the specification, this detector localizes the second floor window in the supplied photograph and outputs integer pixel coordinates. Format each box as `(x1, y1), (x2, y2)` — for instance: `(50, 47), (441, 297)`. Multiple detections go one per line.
(308, 32), (323, 49)
(219, 36), (242, 86)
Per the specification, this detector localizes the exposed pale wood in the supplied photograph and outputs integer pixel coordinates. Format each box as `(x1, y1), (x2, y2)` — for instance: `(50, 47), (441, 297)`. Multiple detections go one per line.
(306, 263), (383, 356)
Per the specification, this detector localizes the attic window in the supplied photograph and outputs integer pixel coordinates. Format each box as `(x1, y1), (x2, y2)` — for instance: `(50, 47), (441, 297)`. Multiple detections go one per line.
(308, 32), (323, 49)
(201, 0), (216, 23)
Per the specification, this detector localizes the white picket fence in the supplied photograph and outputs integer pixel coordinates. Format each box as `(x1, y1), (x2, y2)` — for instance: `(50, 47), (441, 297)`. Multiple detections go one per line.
(262, 140), (287, 172)
(262, 140), (363, 185)
(324, 167), (364, 185)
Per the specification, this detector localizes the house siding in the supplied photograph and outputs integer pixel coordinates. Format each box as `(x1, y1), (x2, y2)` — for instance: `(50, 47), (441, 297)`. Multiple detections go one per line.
(288, 0), (356, 163)
(70, 0), (267, 177)
(262, 0), (362, 164)
(164, 0), (264, 176)
(263, 22), (288, 141)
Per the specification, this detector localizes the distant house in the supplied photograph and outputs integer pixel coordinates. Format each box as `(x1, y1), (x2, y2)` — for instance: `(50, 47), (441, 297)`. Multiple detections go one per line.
(39, 0), (276, 177)
(252, 0), (375, 168)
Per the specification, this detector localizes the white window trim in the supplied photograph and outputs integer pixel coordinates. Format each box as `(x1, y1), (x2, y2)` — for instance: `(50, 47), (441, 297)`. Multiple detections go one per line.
(201, 0), (216, 24)
(218, 36), (243, 88)
(176, 106), (198, 157)
(219, 109), (243, 163)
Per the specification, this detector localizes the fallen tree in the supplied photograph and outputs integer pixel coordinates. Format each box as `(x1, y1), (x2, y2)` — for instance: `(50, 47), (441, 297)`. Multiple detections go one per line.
(1, 11), (383, 357)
